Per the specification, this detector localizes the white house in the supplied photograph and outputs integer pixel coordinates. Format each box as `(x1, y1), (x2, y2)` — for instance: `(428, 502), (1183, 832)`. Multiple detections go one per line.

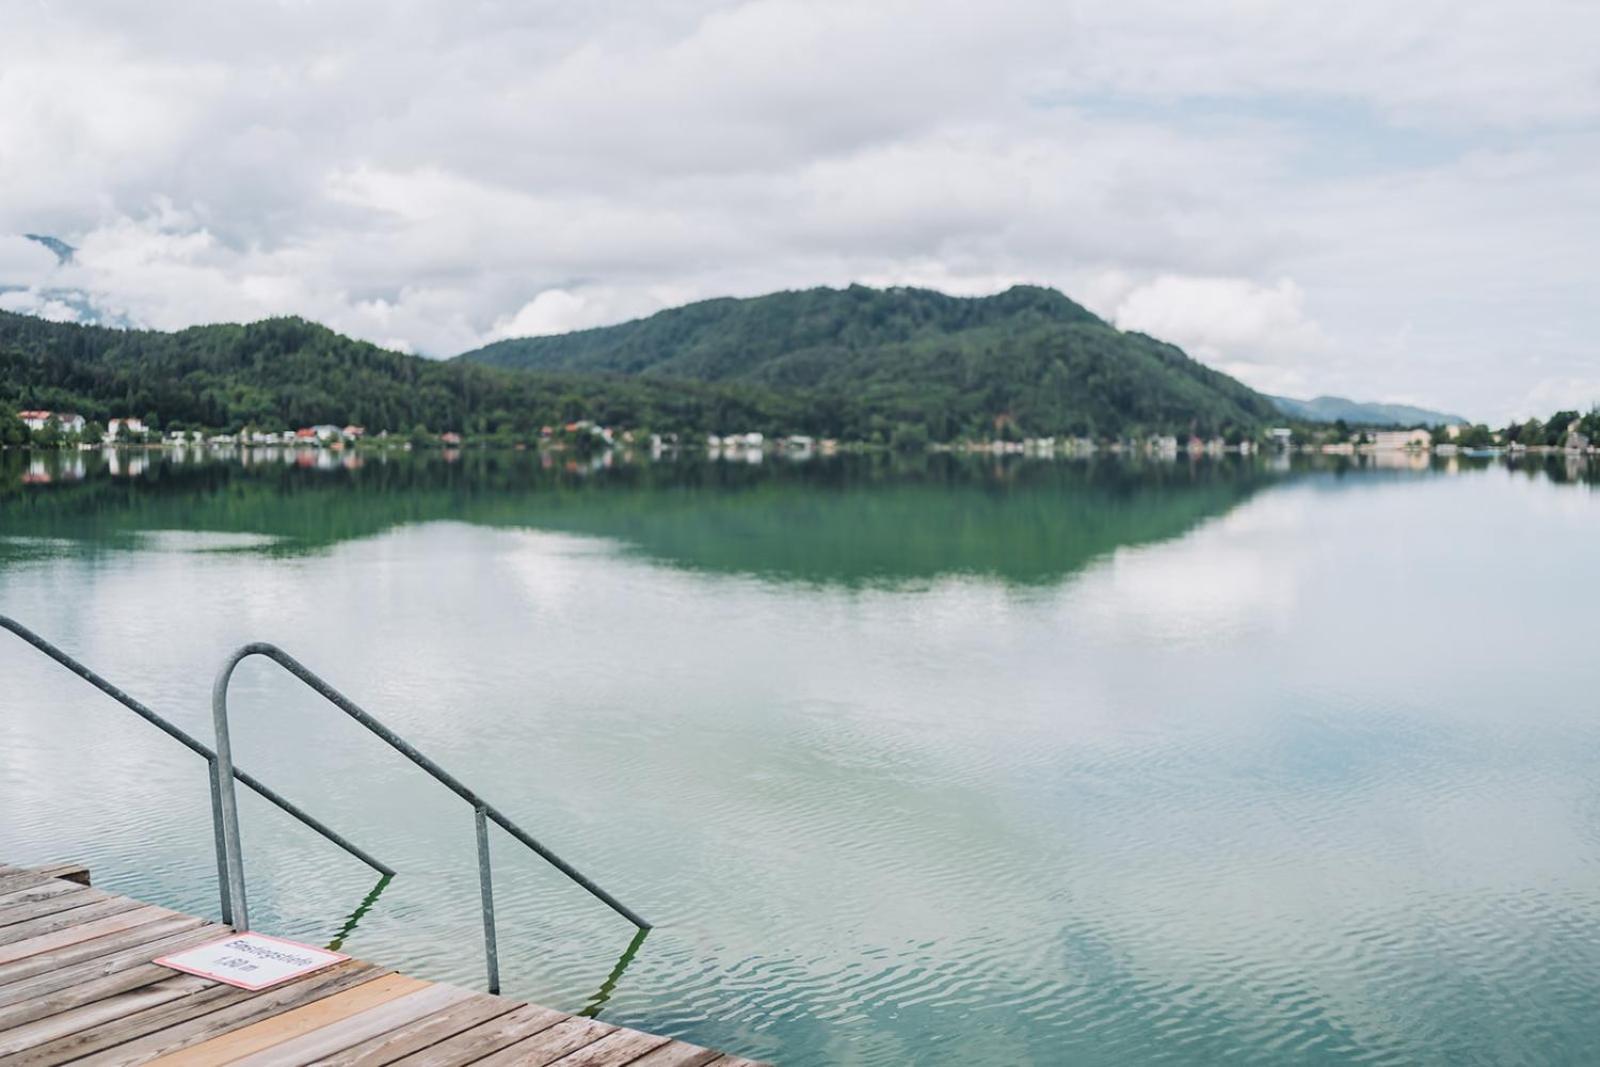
(108, 416), (147, 439)
(1370, 429), (1431, 451)
(17, 410), (85, 434)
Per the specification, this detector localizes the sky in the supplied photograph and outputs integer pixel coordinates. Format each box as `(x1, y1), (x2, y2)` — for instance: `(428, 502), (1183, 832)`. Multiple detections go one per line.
(1, 1), (1597, 423)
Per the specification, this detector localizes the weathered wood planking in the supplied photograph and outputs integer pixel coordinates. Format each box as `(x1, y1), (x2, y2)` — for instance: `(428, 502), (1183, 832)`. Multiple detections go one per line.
(0, 863), (772, 1066)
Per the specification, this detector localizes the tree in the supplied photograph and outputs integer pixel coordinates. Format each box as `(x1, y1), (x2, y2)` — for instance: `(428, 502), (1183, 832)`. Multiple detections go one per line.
(79, 421), (105, 446)
(0, 412), (28, 447)
(409, 422), (433, 449)
(32, 419), (62, 449)
(890, 422), (930, 452)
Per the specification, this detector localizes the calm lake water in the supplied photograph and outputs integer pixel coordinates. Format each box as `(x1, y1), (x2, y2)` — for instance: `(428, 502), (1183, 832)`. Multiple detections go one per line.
(2, 447), (1598, 1065)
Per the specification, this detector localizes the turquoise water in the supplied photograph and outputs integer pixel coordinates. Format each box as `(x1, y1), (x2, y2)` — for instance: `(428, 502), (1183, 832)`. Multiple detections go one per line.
(1, 449), (1598, 1064)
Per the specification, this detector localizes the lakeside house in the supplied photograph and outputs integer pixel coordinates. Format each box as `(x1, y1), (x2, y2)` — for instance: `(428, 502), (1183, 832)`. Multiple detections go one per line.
(1268, 427), (1294, 449)
(18, 410), (87, 434)
(107, 416), (146, 439)
(1370, 429), (1431, 451)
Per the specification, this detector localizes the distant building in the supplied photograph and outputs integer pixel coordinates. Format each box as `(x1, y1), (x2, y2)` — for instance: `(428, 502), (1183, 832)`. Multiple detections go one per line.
(342, 425), (366, 439)
(17, 410), (85, 434)
(1370, 429), (1431, 451)
(1567, 431), (1591, 454)
(439, 431), (463, 446)
(108, 417), (146, 439)
(1267, 428), (1294, 449)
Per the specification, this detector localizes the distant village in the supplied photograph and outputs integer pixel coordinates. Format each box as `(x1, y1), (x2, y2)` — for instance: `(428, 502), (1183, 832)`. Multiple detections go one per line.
(6, 408), (1597, 464)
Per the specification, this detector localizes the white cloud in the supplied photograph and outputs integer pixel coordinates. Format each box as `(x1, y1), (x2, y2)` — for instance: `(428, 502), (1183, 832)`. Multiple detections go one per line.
(0, 0), (1595, 421)
(0, 237), (61, 279)
(0, 290), (81, 323)
(1097, 274), (1330, 396)
(1514, 377), (1600, 422)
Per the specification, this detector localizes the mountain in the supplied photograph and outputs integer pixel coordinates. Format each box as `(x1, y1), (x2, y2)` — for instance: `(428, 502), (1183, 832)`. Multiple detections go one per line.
(1270, 394), (1465, 427)
(460, 284), (1280, 438)
(1, 283), (1283, 440)
(23, 233), (76, 265)
(0, 311), (798, 435)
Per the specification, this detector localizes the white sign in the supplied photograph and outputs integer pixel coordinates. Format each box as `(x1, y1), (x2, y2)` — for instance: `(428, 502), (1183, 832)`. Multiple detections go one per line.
(154, 932), (347, 990)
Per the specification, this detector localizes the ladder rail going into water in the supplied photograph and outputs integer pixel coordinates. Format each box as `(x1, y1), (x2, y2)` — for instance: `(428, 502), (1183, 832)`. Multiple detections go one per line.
(0, 615), (395, 925)
(212, 641), (650, 994)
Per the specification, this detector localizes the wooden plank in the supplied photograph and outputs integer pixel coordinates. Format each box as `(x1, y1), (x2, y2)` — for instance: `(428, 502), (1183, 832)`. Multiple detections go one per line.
(0, 914), (211, 987)
(143, 971), (430, 1066)
(315, 993), (519, 1067)
(0, 960), (189, 1031)
(546, 1028), (671, 1066)
(0, 924), (225, 1010)
(386, 1004), (568, 1066)
(475, 1017), (617, 1067)
(0, 886), (105, 929)
(29, 864), (91, 886)
(0, 888), (105, 930)
(628, 1042), (725, 1067)
(223, 981), (475, 1067)
(0, 905), (176, 965)
(0, 972), (214, 1057)
(0, 871), (56, 897)
(0, 879), (91, 913)
(66, 961), (386, 1067)
(0, 895), (146, 946)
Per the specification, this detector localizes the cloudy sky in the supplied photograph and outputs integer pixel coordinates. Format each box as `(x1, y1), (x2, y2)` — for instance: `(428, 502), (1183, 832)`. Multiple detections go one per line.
(1, 1), (1596, 422)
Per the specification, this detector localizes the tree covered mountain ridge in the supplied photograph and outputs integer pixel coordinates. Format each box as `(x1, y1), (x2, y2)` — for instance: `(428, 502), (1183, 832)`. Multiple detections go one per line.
(3, 283), (1291, 440)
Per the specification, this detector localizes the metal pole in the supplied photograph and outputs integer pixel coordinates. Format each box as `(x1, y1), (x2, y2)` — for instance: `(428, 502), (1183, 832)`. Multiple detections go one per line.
(474, 805), (500, 994)
(207, 757), (234, 925)
(211, 651), (252, 932)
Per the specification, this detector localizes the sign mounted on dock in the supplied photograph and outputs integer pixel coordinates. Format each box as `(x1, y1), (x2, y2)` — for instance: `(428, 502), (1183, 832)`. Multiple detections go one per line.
(154, 932), (347, 990)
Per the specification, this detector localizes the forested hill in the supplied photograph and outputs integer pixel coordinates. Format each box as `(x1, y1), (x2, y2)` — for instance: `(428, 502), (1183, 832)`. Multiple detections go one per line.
(1, 283), (1279, 439)
(462, 285), (1101, 380)
(458, 284), (1279, 438)
(0, 311), (795, 436)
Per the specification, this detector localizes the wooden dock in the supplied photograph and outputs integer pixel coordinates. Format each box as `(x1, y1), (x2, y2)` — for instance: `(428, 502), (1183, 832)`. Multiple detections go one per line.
(0, 863), (766, 1066)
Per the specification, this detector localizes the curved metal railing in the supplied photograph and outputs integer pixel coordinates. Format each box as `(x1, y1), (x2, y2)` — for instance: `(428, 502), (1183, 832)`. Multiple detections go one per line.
(0, 615), (394, 925)
(212, 641), (649, 993)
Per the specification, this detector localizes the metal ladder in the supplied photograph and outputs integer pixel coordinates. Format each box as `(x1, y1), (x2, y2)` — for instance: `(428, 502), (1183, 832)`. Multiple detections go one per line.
(212, 642), (650, 993)
(2, 616), (649, 994)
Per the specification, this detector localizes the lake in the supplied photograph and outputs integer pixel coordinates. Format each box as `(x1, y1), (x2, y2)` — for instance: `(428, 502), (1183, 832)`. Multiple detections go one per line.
(2, 447), (1598, 1065)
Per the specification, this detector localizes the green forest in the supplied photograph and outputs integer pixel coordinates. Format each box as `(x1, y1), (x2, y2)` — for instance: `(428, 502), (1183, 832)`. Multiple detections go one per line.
(4, 284), (1287, 442)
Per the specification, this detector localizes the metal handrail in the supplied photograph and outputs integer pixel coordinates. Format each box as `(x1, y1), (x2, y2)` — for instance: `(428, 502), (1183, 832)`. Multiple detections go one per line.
(212, 642), (650, 993)
(0, 615), (394, 926)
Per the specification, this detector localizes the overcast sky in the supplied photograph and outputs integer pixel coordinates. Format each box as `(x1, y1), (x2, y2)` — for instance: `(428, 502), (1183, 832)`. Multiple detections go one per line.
(1, 1), (1597, 422)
